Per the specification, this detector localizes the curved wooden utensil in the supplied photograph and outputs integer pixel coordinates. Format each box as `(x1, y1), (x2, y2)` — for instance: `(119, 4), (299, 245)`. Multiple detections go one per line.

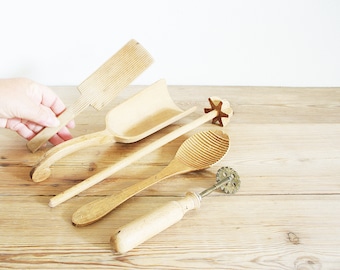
(72, 130), (230, 226)
(48, 97), (233, 208)
(27, 39), (153, 153)
(30, 79), (196, 182)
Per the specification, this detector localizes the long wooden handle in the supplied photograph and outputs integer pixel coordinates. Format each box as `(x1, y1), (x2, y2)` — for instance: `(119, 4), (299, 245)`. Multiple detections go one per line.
(27, 95), (91, 153)
(48, 110), (218, 208)
(110, 192), (201, 254)
(72, 158), (192, 226)
(30, 129), (115, 182)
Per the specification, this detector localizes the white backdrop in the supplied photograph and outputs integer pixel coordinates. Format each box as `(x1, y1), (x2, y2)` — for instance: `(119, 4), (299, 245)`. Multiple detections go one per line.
(0, 0), (339, 86)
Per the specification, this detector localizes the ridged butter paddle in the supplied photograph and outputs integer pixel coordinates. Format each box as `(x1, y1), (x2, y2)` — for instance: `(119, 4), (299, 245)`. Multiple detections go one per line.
(27, 39), (153, 153)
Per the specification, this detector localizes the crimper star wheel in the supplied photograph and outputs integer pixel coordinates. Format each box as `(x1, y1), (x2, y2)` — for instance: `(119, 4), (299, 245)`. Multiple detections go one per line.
(216, 166), (241, 194)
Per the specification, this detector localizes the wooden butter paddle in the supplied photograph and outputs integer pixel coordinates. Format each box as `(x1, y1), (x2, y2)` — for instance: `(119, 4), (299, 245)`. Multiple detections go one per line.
(27, 39), (153, 153)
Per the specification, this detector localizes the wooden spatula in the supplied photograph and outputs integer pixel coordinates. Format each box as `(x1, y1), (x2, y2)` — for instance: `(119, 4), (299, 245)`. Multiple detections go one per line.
(27, 39), (153, 153)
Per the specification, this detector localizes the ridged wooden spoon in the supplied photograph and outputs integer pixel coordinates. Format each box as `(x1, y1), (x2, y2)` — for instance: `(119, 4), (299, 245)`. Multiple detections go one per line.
(72, 129), (230, 226)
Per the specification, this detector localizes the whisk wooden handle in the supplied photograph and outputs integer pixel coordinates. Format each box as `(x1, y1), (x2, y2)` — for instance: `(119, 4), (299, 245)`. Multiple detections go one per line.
(110, 192), (201, 254)
(30, 130), (115, 182)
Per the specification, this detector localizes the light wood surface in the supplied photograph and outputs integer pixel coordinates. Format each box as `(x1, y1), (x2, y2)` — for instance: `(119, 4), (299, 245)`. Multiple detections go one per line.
(0, 85), (339, 269)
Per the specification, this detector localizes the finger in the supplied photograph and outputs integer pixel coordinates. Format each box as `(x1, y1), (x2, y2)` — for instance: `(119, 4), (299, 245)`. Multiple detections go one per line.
(24, 120), (44, 134)
(0, 118), (7, 128)
(10, 100), (60, 128)
(5, 119), (36, 140)
(48, 126), (73, 145)
(66, 120), (76, 129)
(48, 134), (65, 146)
(33, 83), (67, 116)
(25, 118), (74, 134)
(58, 126), (73, 141)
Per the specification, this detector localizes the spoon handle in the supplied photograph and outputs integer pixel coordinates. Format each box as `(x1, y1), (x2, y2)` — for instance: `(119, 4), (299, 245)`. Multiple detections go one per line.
(72, 158), (193, 226)
(30, 129), (115, 182)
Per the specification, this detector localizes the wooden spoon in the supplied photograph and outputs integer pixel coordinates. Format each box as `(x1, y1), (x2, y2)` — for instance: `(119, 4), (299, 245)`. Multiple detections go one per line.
(72, 129), (230, 226)
(30, 79), (196, 182)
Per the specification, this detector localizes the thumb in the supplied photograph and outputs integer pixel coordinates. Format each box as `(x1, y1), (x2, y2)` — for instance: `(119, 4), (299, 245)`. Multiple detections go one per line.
(17, 103), (60, 127)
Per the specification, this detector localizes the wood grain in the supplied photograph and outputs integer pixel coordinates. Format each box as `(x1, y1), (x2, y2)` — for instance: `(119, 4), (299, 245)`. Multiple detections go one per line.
(0, 85), (339, 269)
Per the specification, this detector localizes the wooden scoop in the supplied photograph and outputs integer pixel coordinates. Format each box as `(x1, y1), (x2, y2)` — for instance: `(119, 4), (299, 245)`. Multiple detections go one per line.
(30, 79), (196, 182)
(72, 130), (230, 226)
(27, 39), (153, 153)
(48, 97), (233, 208)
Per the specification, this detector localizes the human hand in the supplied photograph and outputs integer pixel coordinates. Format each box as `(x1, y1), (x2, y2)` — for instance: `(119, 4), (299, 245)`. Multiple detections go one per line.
(0, 78), (75, 145)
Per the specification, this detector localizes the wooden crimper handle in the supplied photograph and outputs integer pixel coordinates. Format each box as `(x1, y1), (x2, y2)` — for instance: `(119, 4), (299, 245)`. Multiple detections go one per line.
(110, 192), (201, 254)
(30, 129), (115, 182)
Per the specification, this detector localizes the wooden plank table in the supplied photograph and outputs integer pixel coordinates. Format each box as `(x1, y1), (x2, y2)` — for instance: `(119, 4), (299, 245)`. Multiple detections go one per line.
(0, 85), (339, 269)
